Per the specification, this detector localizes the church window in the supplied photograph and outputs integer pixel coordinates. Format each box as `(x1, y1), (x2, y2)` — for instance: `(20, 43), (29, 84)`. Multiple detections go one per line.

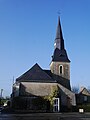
(59, 65), (63, 75)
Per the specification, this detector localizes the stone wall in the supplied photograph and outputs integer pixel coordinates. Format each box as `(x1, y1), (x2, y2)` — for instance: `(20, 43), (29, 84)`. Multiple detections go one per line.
(50, 61), (71, 90)
(50, 62), (70, 80)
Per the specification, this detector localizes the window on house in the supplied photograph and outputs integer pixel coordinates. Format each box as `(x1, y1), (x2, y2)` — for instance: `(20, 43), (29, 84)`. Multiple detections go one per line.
(84, 96), (87, 102)
(59, 65), (63, 74)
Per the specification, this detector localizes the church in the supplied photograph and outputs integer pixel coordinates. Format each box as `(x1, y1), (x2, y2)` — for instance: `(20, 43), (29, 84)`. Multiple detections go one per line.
(11, 17), (76, 112)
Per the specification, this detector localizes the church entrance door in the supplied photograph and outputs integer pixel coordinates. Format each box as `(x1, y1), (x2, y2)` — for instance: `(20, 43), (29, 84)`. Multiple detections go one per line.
(53, 98), (60, 112)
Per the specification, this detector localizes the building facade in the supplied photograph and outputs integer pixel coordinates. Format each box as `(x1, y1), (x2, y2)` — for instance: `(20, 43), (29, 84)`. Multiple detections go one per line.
(11, 17), (76, 112)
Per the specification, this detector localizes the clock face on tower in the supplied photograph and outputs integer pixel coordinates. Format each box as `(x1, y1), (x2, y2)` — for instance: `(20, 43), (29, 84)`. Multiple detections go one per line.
(54, 43), (56, 48)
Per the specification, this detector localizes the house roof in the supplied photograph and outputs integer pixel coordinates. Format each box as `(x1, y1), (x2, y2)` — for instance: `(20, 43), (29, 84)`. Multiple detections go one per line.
(79, 87), (90, 96)
(16, 63), (55, 82)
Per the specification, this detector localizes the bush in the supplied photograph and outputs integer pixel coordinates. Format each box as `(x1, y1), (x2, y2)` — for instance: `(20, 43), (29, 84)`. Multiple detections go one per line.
(77, 104), (90, 112)
(32, 97), (47, 111)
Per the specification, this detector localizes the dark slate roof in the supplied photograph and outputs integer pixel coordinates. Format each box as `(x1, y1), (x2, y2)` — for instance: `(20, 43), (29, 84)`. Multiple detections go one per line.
(56, 17), (63, 39)
(16, 63), (55, 82)
(16, 63), (70, 90)
(52, 16), (70, 62)
(55, 16), (64, 50)
(52, 48), (70, 62)
(44, 70), (53, 78)
(44, 69), (71, 90)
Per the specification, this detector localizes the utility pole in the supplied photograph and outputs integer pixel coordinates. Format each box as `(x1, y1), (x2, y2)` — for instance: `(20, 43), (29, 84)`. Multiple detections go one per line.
(1, 89), (3, 98)
(0, 89), (3, 106)
(13, 76), (14, 85)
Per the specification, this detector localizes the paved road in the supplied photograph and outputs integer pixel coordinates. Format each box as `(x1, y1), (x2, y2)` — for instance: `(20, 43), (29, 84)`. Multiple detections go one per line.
(0, 113), (90, 120)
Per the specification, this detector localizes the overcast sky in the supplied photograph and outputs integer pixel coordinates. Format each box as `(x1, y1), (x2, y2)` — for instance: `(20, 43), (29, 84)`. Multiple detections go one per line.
(0, 0), (90, 97)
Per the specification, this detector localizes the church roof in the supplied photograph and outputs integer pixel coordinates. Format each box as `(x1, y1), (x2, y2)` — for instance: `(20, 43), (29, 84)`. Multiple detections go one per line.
(55, 16), (64, 50)
(19, 82), (76, 106)
(52, 48), (70, 62)
(20, 82), (58, 97)
(16, 63), (55, 82)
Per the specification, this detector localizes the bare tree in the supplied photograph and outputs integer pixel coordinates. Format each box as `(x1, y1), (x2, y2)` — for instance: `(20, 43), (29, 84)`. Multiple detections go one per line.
(72, 86), (79, 94)
(87, 86), (90, 93)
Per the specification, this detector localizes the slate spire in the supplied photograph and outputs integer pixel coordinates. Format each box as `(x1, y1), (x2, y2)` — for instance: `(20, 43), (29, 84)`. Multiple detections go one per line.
(54, 16), (64, 50)
(52, 16), (70, 62)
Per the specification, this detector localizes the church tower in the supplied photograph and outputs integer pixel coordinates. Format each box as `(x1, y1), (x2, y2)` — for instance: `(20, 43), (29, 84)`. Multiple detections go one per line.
(50, 17), (71, 90)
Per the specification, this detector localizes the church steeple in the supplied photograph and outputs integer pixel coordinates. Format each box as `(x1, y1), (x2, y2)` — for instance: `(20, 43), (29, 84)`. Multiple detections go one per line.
(50, 16), (71, 90)
(54, 16), (64, 50)
(52, 16), (70, 62)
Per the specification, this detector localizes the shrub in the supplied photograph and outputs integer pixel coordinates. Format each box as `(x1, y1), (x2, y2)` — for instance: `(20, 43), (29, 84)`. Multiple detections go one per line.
(78, 104), (90, 112)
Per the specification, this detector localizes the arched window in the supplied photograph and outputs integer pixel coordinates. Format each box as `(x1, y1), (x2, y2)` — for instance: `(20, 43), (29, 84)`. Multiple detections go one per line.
(59, 65), (63, 75)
